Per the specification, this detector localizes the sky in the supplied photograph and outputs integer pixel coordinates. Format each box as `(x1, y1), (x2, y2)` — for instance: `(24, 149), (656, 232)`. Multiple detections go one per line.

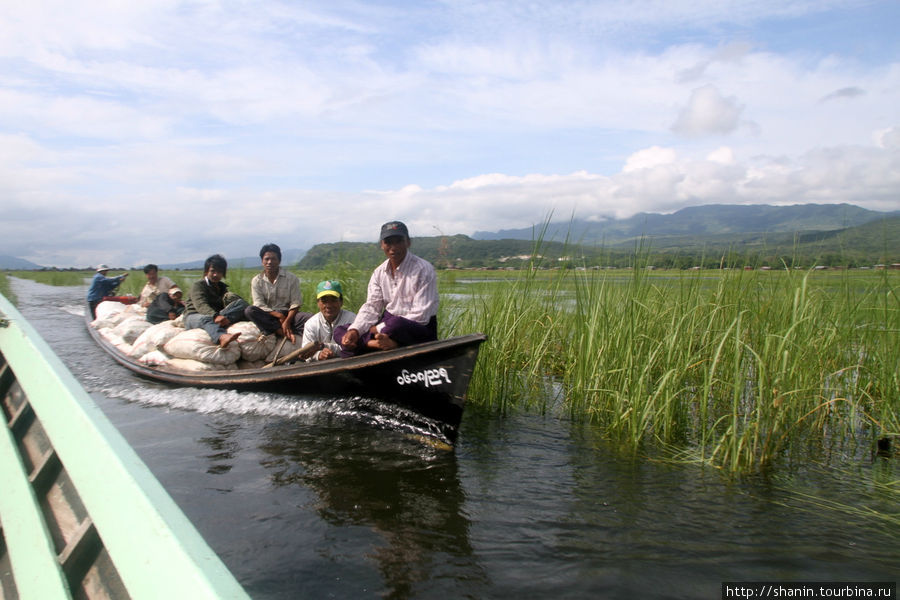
(1, 0), (898, 268)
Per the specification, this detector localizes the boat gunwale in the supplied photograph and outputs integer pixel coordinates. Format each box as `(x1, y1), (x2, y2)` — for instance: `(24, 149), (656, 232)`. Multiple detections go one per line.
(1, 292), (252, 599)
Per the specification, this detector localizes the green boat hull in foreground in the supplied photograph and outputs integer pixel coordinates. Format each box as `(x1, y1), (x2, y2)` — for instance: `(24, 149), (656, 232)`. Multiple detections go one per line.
(0, 293), (250, 599)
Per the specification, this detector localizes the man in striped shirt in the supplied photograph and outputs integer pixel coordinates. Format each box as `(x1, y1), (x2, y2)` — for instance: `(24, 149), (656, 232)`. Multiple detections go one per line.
(337, 221), (438, 354)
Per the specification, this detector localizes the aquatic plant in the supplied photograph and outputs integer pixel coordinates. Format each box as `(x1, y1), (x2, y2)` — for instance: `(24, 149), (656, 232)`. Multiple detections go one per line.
(0, 272), (14, 305)
(7, 258), (898, 475)
(445, 262), (899, 474)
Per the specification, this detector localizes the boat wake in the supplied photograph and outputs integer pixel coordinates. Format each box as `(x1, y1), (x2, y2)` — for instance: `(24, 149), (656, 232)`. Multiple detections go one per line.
(61, 304), (86, 318)
(99, 384), (451, 443)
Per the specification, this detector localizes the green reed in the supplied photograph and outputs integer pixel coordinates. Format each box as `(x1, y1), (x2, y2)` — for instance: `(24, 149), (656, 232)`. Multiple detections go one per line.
(8, 260), (897, 474)
(446, 264), (899, 473)
(7, 270), (93, 287)
(0, 272), (12, 303)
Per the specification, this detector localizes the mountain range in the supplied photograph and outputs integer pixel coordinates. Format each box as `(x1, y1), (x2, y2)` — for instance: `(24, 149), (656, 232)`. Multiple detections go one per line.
(153, 249), (308, 271)
(301, 203), (899, 269)
(472, 203), (899, 243)
(2, 204), (897, 270)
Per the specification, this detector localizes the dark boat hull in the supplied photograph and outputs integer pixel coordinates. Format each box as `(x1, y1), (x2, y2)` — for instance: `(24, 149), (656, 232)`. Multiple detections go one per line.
(86, 308), (485, 442)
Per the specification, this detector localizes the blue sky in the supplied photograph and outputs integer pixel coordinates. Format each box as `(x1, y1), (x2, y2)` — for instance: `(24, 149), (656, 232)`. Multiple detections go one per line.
(1, 0), (898, 267)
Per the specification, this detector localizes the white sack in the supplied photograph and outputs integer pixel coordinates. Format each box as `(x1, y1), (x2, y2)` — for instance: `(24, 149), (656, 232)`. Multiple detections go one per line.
(163, 328), (241, 365)
(227, 321), (277, 362)
(113, 316), (153, 344)
(130, 321), (182, 358)
(121, 303), (146, 318)
(138, 350), (171, 366)
(91, 301), (128, 328)
(98, 327), (133, 355)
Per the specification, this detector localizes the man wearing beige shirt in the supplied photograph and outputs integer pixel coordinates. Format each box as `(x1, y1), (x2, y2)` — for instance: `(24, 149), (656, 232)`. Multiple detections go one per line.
(243, 243), (312, 342)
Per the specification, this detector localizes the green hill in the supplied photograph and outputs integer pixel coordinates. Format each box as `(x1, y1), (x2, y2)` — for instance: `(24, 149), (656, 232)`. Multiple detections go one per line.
(299, 216), (899, 270)
(474, 203), (898, 243)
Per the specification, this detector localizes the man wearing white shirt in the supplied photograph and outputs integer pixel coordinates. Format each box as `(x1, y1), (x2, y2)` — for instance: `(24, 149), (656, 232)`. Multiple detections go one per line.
(302, 280), (356, 361)
(337, 221), (438, 354)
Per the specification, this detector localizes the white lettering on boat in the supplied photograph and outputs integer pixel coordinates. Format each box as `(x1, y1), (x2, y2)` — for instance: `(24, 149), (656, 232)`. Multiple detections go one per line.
(397, 367), (451, 387)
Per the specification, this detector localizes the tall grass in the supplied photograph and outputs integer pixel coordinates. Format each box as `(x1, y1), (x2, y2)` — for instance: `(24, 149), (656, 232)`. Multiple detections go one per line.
(445, 263), (899, 473)
(9, 260), (898, 474)
(0, 272), (14, 305)
(5, 265), (367, 316)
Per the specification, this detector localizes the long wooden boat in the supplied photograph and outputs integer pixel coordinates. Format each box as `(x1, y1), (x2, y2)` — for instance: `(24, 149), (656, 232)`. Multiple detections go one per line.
(86, 306), (486, 442)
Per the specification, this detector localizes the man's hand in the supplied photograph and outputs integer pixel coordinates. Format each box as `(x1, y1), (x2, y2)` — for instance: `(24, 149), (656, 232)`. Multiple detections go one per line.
(280, 317), (295, 342)
(279, 310), (296, 342)
(341, 328), (360, 350)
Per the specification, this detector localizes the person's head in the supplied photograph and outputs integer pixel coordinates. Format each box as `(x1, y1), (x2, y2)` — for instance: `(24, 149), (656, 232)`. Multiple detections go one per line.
(143, 263), (159, 283)
(95, 264), (110, 274)
(315, 280), (343, 321)
(168, 286), (183, 301)
(204, 254), (228, 281)
(379, 221), (411, 266)
(259, 243), (281, 273)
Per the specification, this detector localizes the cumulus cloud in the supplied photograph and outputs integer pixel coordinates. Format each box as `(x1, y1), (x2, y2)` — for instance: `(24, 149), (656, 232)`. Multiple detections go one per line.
(876, 126), (900, 149)
(3, 133), (899, 267)
(0, 1), (897, 267)
(671, 85), (744, 136)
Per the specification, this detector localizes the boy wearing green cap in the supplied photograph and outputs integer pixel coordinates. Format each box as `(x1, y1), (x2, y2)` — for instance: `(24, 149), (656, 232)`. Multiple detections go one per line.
(301, 280), (356, 360)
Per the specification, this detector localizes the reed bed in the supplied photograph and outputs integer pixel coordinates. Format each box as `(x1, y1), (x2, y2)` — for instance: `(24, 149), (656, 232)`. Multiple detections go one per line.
(6, 267), (371, 319)
(0, 272), (13, 304)
(8, 263), (898, 474)
(444, 265), (899, 473)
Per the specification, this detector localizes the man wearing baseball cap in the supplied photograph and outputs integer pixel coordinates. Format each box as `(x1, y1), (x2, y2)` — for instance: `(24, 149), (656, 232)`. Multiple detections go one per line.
(336, 221), (438, 354)
(301, 280), (356, 361)
(146, 285), (185, 324)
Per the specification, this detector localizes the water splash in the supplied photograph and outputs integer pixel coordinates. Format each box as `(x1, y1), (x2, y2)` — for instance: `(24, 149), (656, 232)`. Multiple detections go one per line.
(99, 384), (449, 442)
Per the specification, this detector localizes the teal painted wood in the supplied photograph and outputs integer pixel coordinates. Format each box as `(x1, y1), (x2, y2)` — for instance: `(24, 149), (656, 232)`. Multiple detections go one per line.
(0, 413), (72, 598)
(0, 293), (250, 599)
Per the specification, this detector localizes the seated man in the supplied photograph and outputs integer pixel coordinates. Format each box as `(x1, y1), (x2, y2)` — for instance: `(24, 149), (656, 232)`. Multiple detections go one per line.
(183, 254), (248, 348)
(301, 280), (356, 361)
(146, 285), (185, 324)
(337, 221), (438, 354)
(87, 264), (129, 318)
(243, 243), (312, 342)
(139, 263), (175, 307)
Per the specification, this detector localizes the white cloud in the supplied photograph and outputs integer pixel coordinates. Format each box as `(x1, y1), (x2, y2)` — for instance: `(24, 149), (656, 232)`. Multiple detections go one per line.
(876, 126), (900, 149)
(0, 1), (897, 267)
(671, 85), (744, 136)
(623, 147), (679, 172)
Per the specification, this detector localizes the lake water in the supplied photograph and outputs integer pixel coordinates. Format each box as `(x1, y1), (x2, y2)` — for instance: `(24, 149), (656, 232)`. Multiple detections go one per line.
(9, 277), (899, 599)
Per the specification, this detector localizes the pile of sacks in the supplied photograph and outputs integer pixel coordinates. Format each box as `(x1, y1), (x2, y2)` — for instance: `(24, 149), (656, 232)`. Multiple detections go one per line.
(91, 301), (310, 372)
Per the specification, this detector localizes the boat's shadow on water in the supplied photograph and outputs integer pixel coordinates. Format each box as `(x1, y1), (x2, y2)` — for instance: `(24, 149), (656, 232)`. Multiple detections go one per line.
(239, 416), (487, 598)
